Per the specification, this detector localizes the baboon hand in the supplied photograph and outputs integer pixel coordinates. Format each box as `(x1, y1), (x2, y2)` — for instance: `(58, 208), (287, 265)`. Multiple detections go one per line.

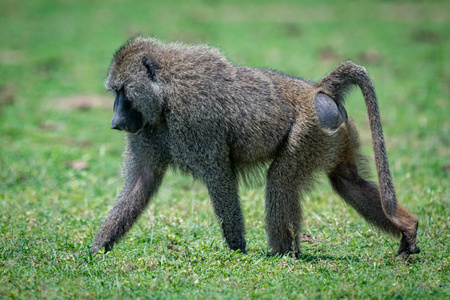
(90, 238), (115, 255)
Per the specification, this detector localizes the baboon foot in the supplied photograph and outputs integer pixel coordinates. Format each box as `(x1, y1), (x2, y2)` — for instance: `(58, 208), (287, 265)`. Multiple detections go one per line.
(90, 239), (114, 255)
(227, 236), (247, 254)
(396, 221), (420, 257)
(268, 249), (300, 258)
(268, 242), (301, 258)
(396, 233), (420, 257)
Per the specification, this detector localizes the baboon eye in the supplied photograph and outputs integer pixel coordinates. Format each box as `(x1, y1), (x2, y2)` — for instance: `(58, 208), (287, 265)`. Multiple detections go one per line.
(141, 55), (156, 81)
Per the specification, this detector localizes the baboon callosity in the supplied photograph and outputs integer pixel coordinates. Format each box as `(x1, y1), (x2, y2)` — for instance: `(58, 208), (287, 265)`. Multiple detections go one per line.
(91, 37), (419, 257)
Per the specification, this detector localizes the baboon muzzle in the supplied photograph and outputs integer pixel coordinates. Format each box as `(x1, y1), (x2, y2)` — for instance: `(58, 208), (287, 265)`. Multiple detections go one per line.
(111, 90), (144, 133)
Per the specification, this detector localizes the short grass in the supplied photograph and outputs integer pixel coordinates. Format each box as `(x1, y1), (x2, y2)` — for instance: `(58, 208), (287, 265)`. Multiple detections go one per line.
(1, 0), (449, 298)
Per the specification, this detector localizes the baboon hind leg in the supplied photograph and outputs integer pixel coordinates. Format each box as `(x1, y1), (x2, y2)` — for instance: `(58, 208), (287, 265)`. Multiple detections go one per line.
(328, 162), (420, 256)
(265, 150), (315, 257)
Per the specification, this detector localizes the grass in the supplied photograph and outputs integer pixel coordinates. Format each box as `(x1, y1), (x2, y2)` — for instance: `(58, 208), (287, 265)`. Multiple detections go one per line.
(1, 0), (449, 298)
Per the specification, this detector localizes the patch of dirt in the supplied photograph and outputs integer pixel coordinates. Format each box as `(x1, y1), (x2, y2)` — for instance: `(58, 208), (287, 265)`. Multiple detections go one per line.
(411, 30), (442, 44)
(56, 94), (112, 111)
(62, 138), (92, 148)
(67, 160), (89, 170)
(319, 47), (339, 62)
(0, 50), (24, 64)
(358, 49), (382, 65)
(281, 23), (302, 38)
(299, 233), (325, 243)
(39, 121), (66, 132)
(0, 84), (16, 112)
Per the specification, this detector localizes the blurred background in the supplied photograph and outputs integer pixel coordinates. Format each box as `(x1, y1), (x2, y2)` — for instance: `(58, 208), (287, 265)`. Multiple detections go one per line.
(0, 0), (449, 298)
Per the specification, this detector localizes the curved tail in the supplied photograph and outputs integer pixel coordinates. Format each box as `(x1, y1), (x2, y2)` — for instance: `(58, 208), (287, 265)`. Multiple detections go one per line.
(317, 61), (398, 222)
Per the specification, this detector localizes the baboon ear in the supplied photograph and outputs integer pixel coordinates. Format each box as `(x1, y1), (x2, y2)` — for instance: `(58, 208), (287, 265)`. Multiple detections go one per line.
(141, 55), (156, 81)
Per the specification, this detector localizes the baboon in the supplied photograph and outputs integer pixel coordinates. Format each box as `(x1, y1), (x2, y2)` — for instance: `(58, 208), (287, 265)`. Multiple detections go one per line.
(91, 37), (420, 257)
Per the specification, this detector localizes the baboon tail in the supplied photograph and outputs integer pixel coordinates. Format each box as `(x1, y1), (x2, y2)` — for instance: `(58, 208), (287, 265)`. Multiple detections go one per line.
(316, 61), (398, 223)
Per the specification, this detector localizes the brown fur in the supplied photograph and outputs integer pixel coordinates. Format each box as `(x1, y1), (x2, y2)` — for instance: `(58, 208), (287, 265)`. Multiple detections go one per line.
(91, 37), (419, 257)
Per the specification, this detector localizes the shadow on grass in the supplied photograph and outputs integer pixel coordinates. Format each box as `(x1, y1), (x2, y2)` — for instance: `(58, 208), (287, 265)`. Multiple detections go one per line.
(262, 250), (362, 263)
(296, 253), (361, 263)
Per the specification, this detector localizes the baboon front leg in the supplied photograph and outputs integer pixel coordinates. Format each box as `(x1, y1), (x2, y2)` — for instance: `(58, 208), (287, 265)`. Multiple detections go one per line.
(328, 162), (419, 256)
(91, 165), (166, 253)
(204, 167), (246, 253)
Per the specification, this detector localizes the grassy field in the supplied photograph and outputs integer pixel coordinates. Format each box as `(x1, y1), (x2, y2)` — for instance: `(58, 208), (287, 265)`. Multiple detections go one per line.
(1, 0), (449, 298)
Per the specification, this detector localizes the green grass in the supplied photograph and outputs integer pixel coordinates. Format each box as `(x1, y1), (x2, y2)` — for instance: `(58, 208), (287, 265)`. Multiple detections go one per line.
(1, 0), (449, 298)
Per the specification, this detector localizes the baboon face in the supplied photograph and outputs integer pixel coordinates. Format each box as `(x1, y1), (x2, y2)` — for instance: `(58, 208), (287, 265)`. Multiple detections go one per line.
(110, 89), (144, 133)
(106, 52), (163, 133)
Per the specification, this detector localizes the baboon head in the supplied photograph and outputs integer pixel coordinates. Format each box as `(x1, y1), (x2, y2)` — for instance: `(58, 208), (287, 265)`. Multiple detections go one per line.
(105, 38), (164, 133)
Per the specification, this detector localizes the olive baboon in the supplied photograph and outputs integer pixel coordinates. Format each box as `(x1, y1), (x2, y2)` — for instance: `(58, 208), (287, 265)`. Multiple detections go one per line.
(91, 37), (420, 257)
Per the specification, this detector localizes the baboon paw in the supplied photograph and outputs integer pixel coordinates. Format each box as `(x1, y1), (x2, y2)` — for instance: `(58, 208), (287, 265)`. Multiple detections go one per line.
(229, 245), (247, 254)
(233, 248), (247, 254)
(396, 230), (420, 258)
(90, 240), (114, 254)
(90, 245), (104, 255)
(268, 250), (300, 258)
(227, 236), (246, 254)
(396, 244), (420, 258)
(90, 246), (99, 255)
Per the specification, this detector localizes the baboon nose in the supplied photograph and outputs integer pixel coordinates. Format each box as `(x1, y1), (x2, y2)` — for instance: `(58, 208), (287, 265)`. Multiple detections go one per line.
(111, 125), (124, 131)
(110, 115), (125, 130)
(110, 121), (123, 131)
